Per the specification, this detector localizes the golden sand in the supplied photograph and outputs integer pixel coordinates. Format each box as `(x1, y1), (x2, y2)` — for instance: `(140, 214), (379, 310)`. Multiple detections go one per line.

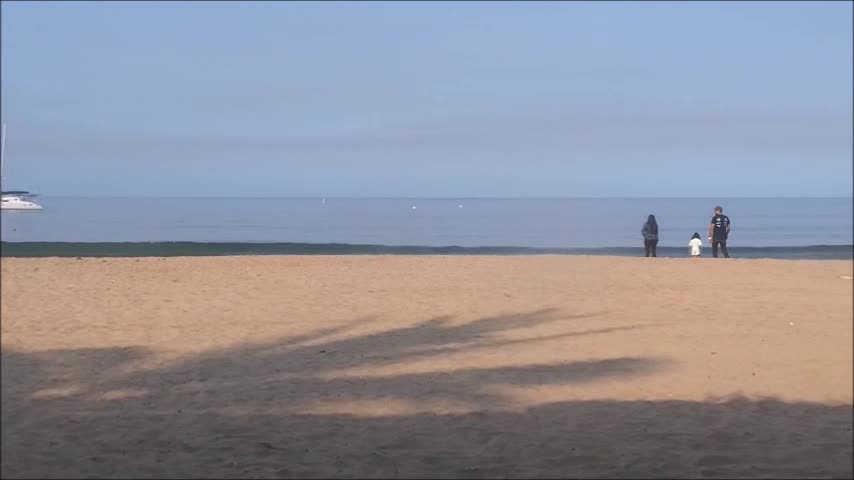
(2, 256), (852, 478)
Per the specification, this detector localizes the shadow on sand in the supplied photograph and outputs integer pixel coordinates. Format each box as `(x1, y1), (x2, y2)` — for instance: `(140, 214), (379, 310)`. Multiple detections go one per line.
(2, 309), (851, 478)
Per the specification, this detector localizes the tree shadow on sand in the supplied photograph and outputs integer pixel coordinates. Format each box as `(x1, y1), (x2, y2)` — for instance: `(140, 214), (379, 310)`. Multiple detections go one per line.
(2, 308), (851, 479)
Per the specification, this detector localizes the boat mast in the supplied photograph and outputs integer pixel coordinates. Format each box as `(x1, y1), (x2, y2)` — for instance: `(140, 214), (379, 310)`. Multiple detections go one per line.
(1, 123), (5, 192)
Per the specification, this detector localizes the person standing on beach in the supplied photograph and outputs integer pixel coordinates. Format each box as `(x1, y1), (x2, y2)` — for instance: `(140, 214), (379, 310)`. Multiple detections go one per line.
(642, 215), (659, 257)
(708, 206), (731, 258)
(689, 232), (703, 257)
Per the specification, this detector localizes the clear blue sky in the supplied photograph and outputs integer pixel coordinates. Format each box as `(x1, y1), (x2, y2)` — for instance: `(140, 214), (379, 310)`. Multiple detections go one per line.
(1, 1), (851, 197)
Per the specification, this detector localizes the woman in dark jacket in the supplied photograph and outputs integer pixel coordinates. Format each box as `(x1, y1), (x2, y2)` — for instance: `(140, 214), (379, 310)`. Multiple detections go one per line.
(642, 215), (659, 257)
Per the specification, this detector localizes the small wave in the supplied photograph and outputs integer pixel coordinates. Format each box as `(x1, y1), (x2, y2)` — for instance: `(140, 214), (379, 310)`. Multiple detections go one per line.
(1, 242), (852, 260)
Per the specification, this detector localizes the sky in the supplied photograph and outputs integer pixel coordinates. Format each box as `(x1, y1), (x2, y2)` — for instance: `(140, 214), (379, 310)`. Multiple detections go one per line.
(1, 1), (851, 198)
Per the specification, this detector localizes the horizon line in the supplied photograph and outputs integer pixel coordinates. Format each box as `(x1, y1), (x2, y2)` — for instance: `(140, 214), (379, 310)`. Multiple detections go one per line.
(27, 195), (854, 200)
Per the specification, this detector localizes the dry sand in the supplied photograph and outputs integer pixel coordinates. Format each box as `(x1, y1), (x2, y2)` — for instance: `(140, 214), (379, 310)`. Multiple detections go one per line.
(1, 255), (852, 479)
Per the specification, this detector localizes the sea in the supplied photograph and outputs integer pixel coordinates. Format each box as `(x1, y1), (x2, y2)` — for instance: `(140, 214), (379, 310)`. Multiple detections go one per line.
(1, 197), (851, 259)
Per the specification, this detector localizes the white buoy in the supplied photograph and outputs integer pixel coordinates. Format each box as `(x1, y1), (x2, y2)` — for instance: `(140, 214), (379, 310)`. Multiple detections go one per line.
(458, 204), (463, 208)
(412, 205), (417, 210)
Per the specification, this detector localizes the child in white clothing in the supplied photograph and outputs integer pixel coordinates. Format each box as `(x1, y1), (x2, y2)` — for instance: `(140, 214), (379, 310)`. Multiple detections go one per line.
(689, 232), (703, 257)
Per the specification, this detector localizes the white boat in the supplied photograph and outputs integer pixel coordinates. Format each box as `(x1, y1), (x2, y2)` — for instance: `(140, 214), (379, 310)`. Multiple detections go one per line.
(2, 193), (42, 210)
(1, 123), (43, 210)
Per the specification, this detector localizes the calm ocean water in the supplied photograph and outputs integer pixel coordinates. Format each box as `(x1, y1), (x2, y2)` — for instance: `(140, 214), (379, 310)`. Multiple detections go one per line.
(1, 197), (852, 258)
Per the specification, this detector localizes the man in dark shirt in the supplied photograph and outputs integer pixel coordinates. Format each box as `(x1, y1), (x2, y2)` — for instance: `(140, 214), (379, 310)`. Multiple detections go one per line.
(708, 206), (731, 258)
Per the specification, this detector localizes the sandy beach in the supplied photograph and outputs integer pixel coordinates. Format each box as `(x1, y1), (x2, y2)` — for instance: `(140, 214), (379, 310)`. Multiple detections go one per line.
(1, 255), (852, 478)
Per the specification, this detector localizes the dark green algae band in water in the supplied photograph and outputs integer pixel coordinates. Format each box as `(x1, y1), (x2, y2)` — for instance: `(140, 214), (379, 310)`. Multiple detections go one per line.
(1, 242), (852, 260)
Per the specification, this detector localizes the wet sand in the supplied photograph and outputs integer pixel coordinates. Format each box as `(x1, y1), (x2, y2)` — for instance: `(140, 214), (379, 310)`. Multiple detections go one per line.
(2, 256), (852, 478)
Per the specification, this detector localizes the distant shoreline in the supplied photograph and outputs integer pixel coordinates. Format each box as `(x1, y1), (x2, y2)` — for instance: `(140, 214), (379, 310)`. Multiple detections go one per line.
(10, 195), (853, 200)
(2, 242), (851, 260)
